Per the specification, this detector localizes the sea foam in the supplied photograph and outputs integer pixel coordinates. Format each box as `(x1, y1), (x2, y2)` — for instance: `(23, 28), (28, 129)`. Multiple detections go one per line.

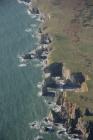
(29, 121), (41, 130)
(26, 9), (32, 16)
(30, 24), (37, 28)
(35, 64), (42, 68)
(17, 55), (26, 63)
(37, 82), (42, 89)
(18, 63), (27, 67)
(17, 0), (32, 6)
(25, 28), (32, 32)
(37, 91), (42, 97)
(34, 135), (43, 140)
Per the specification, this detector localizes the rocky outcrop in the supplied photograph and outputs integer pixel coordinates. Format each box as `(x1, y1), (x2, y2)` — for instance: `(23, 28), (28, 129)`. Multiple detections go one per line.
(51, 109), (68, 124)
(31, 7), (40, 14)
(40, 33), (52, 44)
(77, 117), (89, 139)
(22, 53), (32, 59)
(42, 85), (56, 97)
(87, 122), (93, 140)
(21, 0), (31, 3)
(52, 93), (93, 139)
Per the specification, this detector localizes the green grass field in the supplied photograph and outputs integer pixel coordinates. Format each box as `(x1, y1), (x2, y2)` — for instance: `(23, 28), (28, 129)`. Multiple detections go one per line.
(34, 0), (93, 120)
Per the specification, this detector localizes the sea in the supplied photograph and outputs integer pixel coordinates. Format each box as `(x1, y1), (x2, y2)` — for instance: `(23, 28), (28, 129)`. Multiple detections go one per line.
(0, 0), (68, 140)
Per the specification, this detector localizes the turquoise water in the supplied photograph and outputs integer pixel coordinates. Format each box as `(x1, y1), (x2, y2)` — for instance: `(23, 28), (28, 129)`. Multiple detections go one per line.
(0, 0), (67, 140)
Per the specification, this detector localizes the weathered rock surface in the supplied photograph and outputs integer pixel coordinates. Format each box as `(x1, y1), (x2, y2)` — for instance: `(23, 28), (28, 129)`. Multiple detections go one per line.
(53, 93), (93, 139)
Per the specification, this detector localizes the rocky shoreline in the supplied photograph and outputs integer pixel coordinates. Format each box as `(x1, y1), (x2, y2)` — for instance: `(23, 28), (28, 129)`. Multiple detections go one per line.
(18, 0), (93, 140)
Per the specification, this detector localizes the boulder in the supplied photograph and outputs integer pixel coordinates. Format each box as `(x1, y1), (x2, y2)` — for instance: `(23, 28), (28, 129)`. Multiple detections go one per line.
(23, 53), (32, 59)
(31, 7), (39, 14)
(40, 33), (52, 44)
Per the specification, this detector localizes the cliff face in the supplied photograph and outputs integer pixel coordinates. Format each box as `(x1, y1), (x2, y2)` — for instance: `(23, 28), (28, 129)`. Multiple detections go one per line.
(31, 0), (93, 139)
(77, 118), (93, 140)
(87, 122), (93, 140)
(54, 93), (93, 139)
(77, 117), (89, 139)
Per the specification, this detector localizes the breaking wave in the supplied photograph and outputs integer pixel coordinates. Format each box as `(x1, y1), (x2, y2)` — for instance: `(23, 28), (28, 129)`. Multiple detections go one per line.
(30, 24), (37, 28)
(37, 91), (42, 97)
(26, 9), (32, 16)
(34, 135), (44, 140)
(29, 121), (41, 130)
(37, 82), (42, 89)
(35, 64), (42, 68)
(18, 63), (27, 67)
(25, 28), (32, 32)
(17, 0), (31, 6)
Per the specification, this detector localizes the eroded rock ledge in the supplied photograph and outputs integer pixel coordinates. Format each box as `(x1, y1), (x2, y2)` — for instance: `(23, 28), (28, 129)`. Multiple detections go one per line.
(49, 92), (93, 140)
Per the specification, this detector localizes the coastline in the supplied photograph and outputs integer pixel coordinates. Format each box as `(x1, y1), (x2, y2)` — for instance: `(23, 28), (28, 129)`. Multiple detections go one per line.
(33, 1), (93, 140)
(17, 0), (93, 140)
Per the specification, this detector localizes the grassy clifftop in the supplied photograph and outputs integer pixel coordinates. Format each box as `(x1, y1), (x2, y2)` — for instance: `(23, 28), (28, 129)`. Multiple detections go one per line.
(34, 0), (93, 119)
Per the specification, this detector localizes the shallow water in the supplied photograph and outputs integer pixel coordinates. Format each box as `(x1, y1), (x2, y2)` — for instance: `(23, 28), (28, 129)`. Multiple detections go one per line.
(0, 0), (68, 140)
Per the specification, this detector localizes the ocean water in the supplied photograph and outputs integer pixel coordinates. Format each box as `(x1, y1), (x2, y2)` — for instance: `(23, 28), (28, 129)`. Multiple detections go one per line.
(0, 0), (68, 140)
